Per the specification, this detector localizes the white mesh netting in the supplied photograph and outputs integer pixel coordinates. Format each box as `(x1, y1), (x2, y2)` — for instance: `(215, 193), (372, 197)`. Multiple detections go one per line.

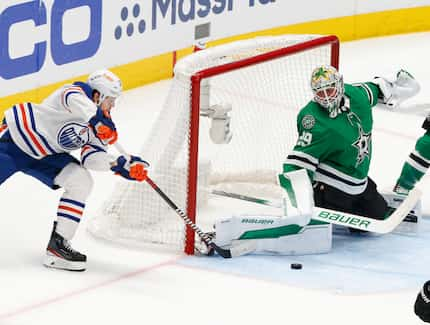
(88, 34), (338, 252)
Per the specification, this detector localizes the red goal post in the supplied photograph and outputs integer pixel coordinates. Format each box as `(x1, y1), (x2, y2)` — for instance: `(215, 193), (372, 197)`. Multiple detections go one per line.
(186, 35), (339, 254)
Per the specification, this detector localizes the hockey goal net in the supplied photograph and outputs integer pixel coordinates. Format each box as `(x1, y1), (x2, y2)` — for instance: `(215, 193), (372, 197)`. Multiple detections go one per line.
(89, 34), (339, 254)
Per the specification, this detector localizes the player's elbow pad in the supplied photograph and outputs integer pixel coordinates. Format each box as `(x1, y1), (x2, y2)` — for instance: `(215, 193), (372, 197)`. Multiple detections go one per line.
(81, 149), (114, 171)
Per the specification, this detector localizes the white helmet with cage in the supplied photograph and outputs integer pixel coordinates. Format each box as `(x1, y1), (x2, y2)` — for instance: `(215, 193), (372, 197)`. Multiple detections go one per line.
(310, 65), (344, 114)
(87, 69), (122, 106)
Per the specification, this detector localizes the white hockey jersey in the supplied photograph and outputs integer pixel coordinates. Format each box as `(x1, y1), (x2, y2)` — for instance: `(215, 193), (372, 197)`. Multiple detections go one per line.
(4, 84), (114, 171)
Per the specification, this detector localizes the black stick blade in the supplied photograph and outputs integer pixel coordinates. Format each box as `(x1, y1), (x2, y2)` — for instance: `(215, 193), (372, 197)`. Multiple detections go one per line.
(210, 243), (232, 258)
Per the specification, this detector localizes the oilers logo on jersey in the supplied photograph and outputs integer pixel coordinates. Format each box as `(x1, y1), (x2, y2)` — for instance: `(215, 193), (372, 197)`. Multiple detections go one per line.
(57, 123), (90, 150)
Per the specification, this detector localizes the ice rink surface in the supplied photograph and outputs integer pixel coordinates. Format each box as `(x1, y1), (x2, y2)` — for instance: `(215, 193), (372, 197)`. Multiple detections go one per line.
(1, 32), (430, 325)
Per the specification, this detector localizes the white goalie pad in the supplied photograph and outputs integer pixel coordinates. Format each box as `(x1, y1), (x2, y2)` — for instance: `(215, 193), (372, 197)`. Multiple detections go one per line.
(278, 169), (314, 224)
(382, 191), (422, 235)
(214, 215), (332, 255)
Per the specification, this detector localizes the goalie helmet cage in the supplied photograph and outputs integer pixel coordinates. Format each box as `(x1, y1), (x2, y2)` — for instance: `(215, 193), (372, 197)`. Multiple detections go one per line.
(89, 34), (339, 255)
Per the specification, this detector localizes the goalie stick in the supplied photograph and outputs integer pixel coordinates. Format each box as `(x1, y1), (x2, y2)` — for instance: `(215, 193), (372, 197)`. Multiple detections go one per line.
(113, 143), (254, 258)
(211, 188), (421, 234)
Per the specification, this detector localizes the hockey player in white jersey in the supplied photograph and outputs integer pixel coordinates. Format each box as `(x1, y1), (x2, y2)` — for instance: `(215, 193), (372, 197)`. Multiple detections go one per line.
(0, 69), (149, 271)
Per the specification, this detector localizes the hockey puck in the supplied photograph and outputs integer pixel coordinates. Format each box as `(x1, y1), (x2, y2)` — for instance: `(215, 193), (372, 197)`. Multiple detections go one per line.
(291, 263), (302, 270)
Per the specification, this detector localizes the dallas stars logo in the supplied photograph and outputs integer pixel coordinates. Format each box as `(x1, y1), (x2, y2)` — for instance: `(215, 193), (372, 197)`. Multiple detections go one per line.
(352, 125), (371, 166)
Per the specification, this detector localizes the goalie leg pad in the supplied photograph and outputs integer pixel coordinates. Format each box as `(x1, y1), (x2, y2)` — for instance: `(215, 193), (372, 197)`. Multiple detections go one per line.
(250, 221), (332, 255)
(278, 169), (314, 223)
(214, 215), (332, 255)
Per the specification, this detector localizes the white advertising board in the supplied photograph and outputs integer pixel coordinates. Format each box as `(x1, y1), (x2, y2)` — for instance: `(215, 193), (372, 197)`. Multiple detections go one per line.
(0, 0), (428, 96)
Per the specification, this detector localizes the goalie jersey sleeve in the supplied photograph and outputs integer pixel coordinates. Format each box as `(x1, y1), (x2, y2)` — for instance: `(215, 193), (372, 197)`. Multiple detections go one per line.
(283, 82), (380, 195)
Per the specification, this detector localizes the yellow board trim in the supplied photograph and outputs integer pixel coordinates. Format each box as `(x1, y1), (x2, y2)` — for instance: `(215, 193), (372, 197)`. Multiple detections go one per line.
(1, 6), (430, 118)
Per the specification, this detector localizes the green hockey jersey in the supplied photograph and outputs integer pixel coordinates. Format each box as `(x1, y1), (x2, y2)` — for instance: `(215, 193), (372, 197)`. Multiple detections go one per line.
(283, 82), (381, 195)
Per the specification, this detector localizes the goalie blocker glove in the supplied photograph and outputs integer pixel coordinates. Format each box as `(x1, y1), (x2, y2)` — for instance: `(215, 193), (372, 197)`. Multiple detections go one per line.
(89, 107), (118, 145)
(111, 155), (149, 181)
(415, 281), (430, 323)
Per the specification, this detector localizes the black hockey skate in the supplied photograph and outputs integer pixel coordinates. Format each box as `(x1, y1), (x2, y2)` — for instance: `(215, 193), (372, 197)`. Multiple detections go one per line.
(43, 222), (87, 271)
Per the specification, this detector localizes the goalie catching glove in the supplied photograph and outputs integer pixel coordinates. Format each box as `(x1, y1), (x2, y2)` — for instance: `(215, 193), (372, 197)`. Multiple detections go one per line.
(372, 69), (420, 109)
(89, 107), (118, 145)
(111, 155), (150, 181)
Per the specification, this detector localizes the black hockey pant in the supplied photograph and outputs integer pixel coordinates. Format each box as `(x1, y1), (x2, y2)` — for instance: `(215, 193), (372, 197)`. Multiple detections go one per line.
(313, 177), (388, 220)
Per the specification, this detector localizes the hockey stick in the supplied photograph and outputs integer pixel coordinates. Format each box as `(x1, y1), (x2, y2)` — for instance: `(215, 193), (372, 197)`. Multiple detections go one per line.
(113, 143), (253, 258)
(145, 177), (252, 258)
(211, 188), (422, 234)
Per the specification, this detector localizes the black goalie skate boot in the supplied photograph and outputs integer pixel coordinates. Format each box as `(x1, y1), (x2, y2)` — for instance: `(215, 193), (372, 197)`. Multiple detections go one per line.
(43, 222), (87, 271)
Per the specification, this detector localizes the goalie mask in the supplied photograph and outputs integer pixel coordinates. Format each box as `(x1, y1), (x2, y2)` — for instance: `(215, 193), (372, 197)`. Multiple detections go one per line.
(311, 66), (344, 115)
(87, 69), (122, 108)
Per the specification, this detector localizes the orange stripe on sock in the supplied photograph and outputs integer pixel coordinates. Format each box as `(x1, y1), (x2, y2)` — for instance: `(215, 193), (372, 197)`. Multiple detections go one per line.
(58, 205), (83, 215)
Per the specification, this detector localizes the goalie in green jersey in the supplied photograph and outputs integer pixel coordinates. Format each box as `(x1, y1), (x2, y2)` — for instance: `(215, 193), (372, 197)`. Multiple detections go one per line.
(210, 65), (420, 256)
(279, 66), (420, 227)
